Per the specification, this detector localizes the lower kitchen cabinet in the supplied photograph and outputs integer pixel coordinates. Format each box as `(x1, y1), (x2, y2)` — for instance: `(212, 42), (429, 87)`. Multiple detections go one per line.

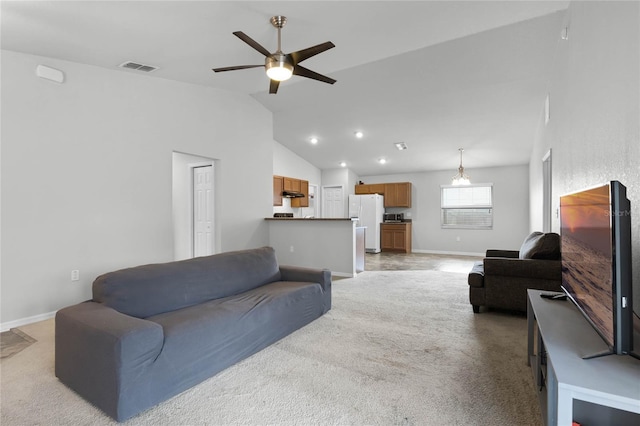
(381, 222), (412, 253)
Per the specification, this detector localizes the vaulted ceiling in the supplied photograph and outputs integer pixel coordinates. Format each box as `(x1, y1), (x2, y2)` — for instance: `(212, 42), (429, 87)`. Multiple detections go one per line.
(1, 1), (569, 176)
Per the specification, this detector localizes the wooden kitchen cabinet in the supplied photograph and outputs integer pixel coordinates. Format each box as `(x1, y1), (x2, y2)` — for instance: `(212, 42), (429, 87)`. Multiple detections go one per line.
(273, 175), (284, 206)
(283, 177), (301, 193)
(355, 182), (411, 207)
(291, 179), (309, 207)
(381, 222), (412, 253)
(383, 182), (412, 208)
(355, 183), (385, 195)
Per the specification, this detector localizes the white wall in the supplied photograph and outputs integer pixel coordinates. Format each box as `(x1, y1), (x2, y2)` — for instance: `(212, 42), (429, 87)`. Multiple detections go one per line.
(529, 1), (640, 309)
(1, 50), (274, 326)
(360, 164), (530, 255)
(267, 220), (356, 277)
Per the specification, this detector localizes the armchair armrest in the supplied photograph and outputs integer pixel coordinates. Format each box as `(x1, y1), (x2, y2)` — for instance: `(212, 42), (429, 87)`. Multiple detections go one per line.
(483, 258), (561, 281)
(486, 249), (519, 258)
(280, 265), (332, 312)
(55, 301), (164, 417)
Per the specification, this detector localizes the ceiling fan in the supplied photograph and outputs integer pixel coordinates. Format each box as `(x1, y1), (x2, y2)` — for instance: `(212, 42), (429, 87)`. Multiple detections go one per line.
(212, 16), (336, 94)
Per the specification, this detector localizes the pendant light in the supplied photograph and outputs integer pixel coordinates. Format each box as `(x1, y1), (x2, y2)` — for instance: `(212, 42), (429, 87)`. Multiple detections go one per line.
(452, 148), (471, 185)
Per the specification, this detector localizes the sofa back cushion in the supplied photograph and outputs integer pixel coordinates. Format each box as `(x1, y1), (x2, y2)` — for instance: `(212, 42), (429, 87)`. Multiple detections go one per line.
(93, 246), (282, 318)
(519, 232), (560, 260)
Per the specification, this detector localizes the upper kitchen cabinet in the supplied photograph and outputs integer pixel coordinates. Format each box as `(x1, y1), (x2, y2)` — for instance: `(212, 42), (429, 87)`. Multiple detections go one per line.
(355, 183), (385, 195)
(291, 180), (309, 208)
(384, 182), (412, 208)
(283, 177), (301, 193)
(273, 175), (284, 206)
(355, 182), (412, 207)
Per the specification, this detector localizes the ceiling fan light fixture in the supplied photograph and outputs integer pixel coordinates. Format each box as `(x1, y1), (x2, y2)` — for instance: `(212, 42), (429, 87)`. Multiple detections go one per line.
(265, 54), (293, 81)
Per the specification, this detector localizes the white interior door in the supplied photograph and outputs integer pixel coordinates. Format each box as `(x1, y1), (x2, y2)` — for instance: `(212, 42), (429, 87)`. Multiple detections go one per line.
(193, 165), (213, 257)
(322, 186), (345, 218)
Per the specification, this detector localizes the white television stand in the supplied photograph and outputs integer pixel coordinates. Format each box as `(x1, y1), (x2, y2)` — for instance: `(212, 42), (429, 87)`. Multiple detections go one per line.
(527, 289), (640, 425)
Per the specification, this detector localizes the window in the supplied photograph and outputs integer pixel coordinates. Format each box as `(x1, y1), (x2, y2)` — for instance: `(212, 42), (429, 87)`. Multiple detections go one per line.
(441, 184), (493, 229)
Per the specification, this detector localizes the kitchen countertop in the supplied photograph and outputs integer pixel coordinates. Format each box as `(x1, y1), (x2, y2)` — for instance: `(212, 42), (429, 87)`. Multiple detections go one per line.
(265, 217), (358, 221)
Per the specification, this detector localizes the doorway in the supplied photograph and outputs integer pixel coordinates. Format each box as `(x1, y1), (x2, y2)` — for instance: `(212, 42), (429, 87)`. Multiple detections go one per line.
(322, 185), (345, 218)
(172, 152), (217, 260)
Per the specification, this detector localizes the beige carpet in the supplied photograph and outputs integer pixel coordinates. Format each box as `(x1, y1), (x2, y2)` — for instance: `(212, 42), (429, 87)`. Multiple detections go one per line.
(0, 270), (542, 425)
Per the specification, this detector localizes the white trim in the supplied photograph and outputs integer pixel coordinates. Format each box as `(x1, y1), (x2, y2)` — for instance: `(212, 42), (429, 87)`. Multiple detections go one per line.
(1, 311), (56, 332)
(332, 271), (357, 278)
(412, 249), (484, 257)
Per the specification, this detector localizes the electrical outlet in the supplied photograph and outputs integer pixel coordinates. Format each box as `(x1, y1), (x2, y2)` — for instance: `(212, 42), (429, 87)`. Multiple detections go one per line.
(71, 270), (80, 281)
(290, 246), (294, 252)
(456, 236), (461, 242)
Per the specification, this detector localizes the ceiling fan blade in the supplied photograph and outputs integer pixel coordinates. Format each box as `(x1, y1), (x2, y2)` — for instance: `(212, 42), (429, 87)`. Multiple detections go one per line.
(269, 79), (280, 94)
(292, 65), (336, 85)
(289, 41), (335, 64)
(212, 65), (263, 73)
(233, 31), (271, 57)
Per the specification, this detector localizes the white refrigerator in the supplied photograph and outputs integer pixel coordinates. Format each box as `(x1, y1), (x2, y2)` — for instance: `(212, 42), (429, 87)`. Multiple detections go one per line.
(348, 194), (385, 253)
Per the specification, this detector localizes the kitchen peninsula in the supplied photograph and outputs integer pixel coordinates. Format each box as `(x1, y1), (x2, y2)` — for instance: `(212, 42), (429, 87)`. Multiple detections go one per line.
(266, 217), (365, 277)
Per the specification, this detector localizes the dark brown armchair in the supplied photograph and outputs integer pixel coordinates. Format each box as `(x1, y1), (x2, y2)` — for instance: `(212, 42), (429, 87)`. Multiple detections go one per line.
(468, 232), (562, 313)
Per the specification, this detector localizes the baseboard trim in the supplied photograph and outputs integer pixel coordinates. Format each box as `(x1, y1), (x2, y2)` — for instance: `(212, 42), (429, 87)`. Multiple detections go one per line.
(411, 249), (484, 257)
(331, 271), (356, 278)
(0, 311), (56, 332)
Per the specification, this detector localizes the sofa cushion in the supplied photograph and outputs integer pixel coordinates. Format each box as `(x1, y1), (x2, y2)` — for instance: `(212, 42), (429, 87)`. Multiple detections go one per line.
(518, 232), (560, 260)
(146, 280), (324, 382)
(92, 246), (282, 318)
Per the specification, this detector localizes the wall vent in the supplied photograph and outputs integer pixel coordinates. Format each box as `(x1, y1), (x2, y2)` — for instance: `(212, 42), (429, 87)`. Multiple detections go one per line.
(119, 61), (159, 73)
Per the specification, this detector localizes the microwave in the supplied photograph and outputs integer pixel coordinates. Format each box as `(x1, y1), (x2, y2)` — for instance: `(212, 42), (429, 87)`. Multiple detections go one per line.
(383, 213), (404, 222)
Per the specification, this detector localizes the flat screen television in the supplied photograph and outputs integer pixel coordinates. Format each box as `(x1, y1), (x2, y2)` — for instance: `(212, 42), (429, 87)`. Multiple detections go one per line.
(560, 181), (638, 359)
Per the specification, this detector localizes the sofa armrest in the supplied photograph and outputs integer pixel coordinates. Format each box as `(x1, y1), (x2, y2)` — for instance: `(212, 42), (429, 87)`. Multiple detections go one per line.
(55, 301), (164, 418)
(483, 258), (561, 281)
(280, 265), (332, 312)
(486, 249), (519, 258)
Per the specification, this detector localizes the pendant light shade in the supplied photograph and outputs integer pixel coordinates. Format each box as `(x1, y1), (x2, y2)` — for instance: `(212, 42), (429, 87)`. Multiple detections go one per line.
(452, 148), (471, 185)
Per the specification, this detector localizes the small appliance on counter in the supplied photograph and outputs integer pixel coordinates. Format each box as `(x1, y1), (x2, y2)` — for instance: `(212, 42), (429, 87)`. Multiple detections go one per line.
(273, 213), (294, 218)
(383, 213), (404, 223)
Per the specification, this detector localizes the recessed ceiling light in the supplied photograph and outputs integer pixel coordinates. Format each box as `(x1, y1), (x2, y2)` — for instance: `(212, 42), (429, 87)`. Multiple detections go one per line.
(394, 142), (408, 151)
(339, 162), (347, 167)
(310, 137), (319, 144)
(354, 131), (364, 139)
(378, 158), (387, 164)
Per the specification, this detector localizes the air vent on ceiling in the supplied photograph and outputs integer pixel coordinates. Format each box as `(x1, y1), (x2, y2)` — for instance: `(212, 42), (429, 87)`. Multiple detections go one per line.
(394, 142), (408, 151)
(119, 61), (159, 73)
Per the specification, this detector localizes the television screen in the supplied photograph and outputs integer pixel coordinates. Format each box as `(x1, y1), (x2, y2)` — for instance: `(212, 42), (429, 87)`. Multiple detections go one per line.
(560, 181), (635, 358)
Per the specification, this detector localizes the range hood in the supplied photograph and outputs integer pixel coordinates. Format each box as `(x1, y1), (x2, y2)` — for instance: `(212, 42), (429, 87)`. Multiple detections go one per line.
(282, 191), (305, 198)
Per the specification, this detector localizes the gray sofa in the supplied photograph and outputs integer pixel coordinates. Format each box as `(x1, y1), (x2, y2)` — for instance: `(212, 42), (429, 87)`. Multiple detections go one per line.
(468, 232), (562, 313)
(55, 246), (331, 422)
